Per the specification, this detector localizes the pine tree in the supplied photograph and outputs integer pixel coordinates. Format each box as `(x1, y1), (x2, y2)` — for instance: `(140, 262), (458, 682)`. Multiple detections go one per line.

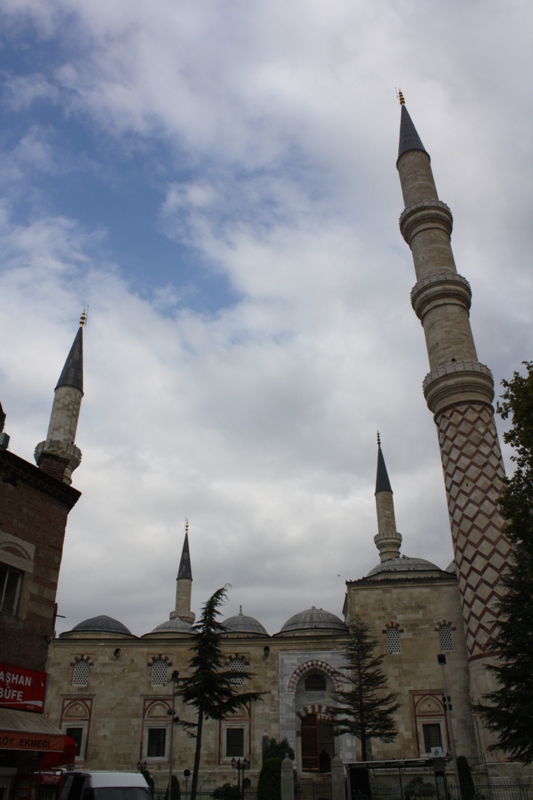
(475, 362), (533, 763)
(329, 615), (399, 761)
(177, 587), (263, 800)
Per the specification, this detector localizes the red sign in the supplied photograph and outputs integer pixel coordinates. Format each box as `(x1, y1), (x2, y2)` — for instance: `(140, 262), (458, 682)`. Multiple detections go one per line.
(0, 732), (64, 752)
(0, 663), (47, 712)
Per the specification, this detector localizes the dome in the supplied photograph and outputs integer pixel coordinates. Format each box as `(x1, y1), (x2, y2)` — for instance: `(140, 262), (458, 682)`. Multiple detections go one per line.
(145, 617), (193, 636)
(366, 555), (444, 579)
(68, 614), (133, 636)
(277, 606), (348, 635)
(223, 608), (268, 636)
(445, 560), (457, 574)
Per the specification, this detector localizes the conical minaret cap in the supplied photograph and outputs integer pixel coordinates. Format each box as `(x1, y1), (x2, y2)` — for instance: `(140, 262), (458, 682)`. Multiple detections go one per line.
(56, 326), (84, 394)
(374, 435), (402, 562)
(177, 527), (192, 581)
(398, 103), (429, 162)
(375, 439), (393, 494)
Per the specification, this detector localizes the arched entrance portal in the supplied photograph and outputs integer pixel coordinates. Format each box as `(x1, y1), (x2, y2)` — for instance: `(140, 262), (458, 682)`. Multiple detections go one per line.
(300, 713), (335, 772)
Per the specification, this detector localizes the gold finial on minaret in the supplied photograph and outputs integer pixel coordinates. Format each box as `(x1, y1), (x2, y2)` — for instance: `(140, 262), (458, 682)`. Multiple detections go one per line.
(398, 89), (405, 106)
(239, 605), (243, 615)
(80, 308), (87, 327)
(377, 430), (381, 447)
(185, 517), (189, 536)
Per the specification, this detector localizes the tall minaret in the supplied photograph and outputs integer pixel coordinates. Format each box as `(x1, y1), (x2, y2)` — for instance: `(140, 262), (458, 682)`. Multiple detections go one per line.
(170, 520), (195, 625)
(396, 96), (511, 696)
(374, 434), (402, 562)
(34, 313), (85, 485)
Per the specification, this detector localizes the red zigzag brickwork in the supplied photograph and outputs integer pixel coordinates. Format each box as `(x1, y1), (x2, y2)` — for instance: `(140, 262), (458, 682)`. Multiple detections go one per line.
(436, 402), (511, 661)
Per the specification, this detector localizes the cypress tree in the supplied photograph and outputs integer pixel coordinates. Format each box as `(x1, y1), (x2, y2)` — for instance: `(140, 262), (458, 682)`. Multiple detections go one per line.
(329, 615), (399, 761)
(177, 587), (262, 800)
(475, 362), (533, 763)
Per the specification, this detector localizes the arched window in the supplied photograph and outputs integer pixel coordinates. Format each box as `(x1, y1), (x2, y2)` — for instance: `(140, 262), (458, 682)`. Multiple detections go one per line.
(386, 627), (401, 654)
(151, 659), (168, 687)
(229, 658), (245, 685)
(72, 660), (90, 687)
(439, 625), (454, 652)
(304, 672), (327, 692)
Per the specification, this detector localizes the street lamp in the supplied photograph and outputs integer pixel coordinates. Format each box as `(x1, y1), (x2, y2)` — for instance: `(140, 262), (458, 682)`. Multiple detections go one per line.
(231, 758), (250, 800)
(183, 769), (190, 799)
(167, 670), (180, 800)
(437, 654), (462, 800)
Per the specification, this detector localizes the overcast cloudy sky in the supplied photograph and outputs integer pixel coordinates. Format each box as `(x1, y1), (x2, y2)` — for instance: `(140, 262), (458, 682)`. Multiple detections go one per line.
(1, 0), (531, 637)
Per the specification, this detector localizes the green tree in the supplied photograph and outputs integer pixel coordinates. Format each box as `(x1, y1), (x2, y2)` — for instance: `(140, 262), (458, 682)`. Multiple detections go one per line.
(329, 615), (400, 761)
(262, 737), (295, 762)
(257, 757), (282, 800)
(212, 784), (240, 800)
(475, 362), (533, 763)
(177, 587), (262, 800)
(456, 756), (475, 800)
(164, 775), (180, 800)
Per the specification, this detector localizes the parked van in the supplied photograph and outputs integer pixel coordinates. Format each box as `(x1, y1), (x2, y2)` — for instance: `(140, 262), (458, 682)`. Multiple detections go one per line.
(60, 772), (151, 800)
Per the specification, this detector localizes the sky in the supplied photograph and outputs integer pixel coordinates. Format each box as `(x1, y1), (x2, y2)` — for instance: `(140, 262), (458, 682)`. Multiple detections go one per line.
(0, 0), (532, 638)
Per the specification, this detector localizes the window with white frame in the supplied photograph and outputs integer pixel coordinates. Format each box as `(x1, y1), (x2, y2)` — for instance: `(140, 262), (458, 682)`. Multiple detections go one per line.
(226, 728), (244, 758)
(423, 723), (443, 753)
(0, 563), (22, 615)
(386, 627), (401, 654)
(439, 625), (454, 652)
(65, 726), (85, 758)
(147, 728), (167, 758)
(229, 658), (245, 685)
(151, 659), (168, 687)
(72, 660), (90, 687)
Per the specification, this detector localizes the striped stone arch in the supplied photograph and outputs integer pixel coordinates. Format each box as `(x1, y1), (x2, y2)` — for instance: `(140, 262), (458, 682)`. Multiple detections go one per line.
(381, 622), (404, 633)
(296, 703), (332, 720)
(434, 620), (456, 632)
(69, 654), (93, 667)
(287, 659), (344, 693)
(146, 654), (172, 667)
(226, 653), (250, 666)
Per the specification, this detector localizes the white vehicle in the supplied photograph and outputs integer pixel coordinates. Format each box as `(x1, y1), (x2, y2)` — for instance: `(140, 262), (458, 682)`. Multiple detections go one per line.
(60, 772), (151, 800)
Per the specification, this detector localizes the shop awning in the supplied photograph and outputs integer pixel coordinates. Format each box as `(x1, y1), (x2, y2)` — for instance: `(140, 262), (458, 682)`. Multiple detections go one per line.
(0, 708), (67, 752)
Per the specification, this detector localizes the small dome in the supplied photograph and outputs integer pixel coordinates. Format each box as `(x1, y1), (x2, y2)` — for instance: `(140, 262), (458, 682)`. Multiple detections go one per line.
(366, 556), (443, 578)
(445, 560), (457, 574)
(278, 606), (347, 635)
(223, 608), (268, 636)
(69, 615), (133, 636)
(145, 617), (193, 635)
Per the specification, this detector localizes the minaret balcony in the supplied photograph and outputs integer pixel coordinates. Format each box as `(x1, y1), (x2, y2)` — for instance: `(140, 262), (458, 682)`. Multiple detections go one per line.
(411, 272), (472, 321)
(399, 199), (453, 245)
(422, 361), (494, 415)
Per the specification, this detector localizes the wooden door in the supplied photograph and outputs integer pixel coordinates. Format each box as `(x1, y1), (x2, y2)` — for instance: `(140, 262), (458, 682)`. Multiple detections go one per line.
(301, 713), (319, 771)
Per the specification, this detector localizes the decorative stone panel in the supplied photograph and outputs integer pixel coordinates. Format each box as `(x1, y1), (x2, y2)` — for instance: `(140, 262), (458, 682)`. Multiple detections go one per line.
(435, 402), (512, 660)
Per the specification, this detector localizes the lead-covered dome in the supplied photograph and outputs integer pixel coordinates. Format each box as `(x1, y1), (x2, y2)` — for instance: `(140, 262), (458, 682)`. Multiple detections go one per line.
(223, 608), (268, 636)
(64, 614), (133, 637)
(366, 556), (445, 579)
(145, 617), (193, 636)
(277, 606), (347, 636)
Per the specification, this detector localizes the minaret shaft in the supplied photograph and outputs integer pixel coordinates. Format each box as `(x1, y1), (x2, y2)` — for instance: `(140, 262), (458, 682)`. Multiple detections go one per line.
(397, 107), (511, 669)
(35, 323), (84, 485)
(46, 386), (82, 443)
(374, 442), (402, 562)
(170, 526), (195, 625)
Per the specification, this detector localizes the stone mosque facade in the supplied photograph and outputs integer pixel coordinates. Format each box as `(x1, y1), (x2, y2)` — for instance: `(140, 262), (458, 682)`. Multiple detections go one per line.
(40, 103), (520, 790)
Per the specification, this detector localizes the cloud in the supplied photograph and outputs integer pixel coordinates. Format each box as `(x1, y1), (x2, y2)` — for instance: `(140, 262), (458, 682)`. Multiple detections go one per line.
(0, 0), (531, 637)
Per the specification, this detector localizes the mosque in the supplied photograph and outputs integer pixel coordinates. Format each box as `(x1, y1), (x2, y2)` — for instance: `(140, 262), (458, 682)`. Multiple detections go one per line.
(19, 102), (521, 791)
